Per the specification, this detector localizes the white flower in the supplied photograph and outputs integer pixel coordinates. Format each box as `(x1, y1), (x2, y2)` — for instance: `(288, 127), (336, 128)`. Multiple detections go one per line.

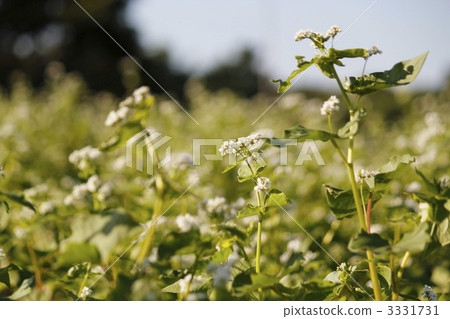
(104, 110), (119, 127)
(326, 25), (342, 37)
(254, 177), (271, 192)
(179, 274), (203, 294)
(421, 285), (437, 301)
(213, 265), (232, 288)
(132, 86), (151, 104)
(170, 153), (193, 169)
(418, 202), (430, 222)
(72, 183), (89, 199)
(205, 197), (227, 214)
(366, 45), (382, 58)
(294, 29), (312, 41)
(68, 146), (101, 170)
(14, 227), (28, 239)
(91, 265), (105, 274)
(64, 195), (74, 206)
(359, 169), (379, 179)
(0, 248), (6, 261)
(287, 238), (301, 252)
(219, 134), (262, 156)
(119, 96), (134, 108)
(86, 175), (101, 192)
(24, 184), (48, 199)
(80, 286), (93, 299)
(405, 181), (422, 193)
(176, 214), (199, 232)
(97, 182), (113, 201)
(320, 95), (340, 115)
(39, 201), (54, 215)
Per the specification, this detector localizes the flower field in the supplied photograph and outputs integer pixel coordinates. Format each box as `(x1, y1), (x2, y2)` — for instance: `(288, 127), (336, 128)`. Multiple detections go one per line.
(0, 31), (449, 301)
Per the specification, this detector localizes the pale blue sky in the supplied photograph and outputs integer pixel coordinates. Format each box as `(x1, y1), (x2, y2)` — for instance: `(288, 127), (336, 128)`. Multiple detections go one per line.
(126, 0), (450, 91)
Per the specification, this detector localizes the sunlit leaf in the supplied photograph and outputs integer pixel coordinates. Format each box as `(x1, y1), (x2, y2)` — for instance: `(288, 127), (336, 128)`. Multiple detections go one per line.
(285, 125), (338, 142)
(345, 51), (429, 95)
(392, 223), (431, 253)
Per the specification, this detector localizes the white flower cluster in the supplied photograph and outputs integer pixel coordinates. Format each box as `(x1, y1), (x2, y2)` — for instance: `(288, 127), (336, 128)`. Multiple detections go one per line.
(39, 201), (54, 215)
(200, 197), (245, 221)
(254, 177), (271, 192)
(366, 45), (382, 58)
(421, 285), (437, 301)
(64, 175), (113, 205)
(0, 164), (5, 179)
(105, 105), (134, 127)
(68, 146), (102, 171)
(320, 95), (340, 115)
(294, 29), (313, 41)
(179, 274), (203, 294)
(24, 184), (48, 200)
(0, 248), (6, 261)
(169, 152), (193, 169)
(175, 213), (199, 232)
(295, 25), (342, 42)
(205, 196), (227, 214)
(212, 250), (240, 288)
(326, 25), (342, 38)
(105, 86), (151, 127)
(80, 286), (93, 299)
(358, 169), (379, 179)
(219, 133), (262, 156)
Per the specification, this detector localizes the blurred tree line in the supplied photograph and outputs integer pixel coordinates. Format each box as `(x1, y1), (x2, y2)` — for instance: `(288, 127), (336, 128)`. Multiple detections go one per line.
(0, 0), (263, 100)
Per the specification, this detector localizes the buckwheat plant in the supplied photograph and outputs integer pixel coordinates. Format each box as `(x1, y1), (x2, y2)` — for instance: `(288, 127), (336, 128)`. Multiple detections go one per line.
(220, 133), (290, 300)
(272, 25), (446, 301)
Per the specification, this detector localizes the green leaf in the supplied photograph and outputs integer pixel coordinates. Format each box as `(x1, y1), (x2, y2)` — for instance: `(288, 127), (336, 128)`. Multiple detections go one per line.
(264, 189), (290, 208)
(237, 158), (266, 182)
(210, 247), (233, 264)
(100, 121), (143, 152)
(285, 125), (338, 142)
(250, 273), (279, 288)
(1, 200), (9, 214)
(57, 243), (101, 267)
(61, 210), (138, 262)
(324, 185), (381, 220)
(10, 277), (34, 300)
(324, 270), (342, 284)
(365, 154), (415, 191)
(0, 264), (20, 288)
(0, 191), (36, 212)
(410, 193), (449, 223)
(162, 275), (209, 294)
(348, 230), (390, 254)
(271, 57), (314, 93)
(329, 48), (367, 59)
(436, 216), (450, 246)
(337, 108), (367, 138)
(376, 265), (392, 289)
(237, 203), (261, 218)
(415, 169), (438, 194)
(315, 56), (341, 78)
(345, 51), (429, 95)
(392, 223), (431, 253)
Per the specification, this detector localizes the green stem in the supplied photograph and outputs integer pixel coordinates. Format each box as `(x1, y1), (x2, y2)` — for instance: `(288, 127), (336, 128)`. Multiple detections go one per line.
(255, 190), (264, 301)
(327, 115), (348, 164)
(331, 68), (382, 301)
(136, 193), (164, 267)
(397, 251), (411, 281)
(77, 262), (91, 299)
